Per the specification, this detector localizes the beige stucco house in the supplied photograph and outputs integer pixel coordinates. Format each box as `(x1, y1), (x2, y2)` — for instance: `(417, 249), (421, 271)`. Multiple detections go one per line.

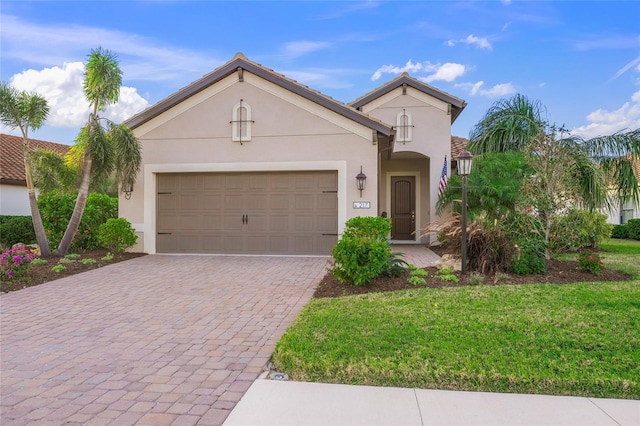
(122, 53), (466, 255)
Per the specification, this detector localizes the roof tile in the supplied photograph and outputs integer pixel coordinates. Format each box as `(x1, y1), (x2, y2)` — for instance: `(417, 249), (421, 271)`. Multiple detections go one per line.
(0, 133), (69, 185)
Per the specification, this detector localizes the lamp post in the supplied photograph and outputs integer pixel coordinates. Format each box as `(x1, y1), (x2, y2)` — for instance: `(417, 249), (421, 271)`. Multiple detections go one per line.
(457, 149), (473, 274)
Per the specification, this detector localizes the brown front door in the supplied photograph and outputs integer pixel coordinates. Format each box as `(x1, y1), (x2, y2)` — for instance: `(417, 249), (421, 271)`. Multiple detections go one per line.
(391, 176), (416, 240)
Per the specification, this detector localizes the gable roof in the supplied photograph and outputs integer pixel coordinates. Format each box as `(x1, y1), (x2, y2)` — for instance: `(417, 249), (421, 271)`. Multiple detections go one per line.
(350, 72), (467, 123)
(125, 53), (393, 136)
(0, 133), (69, 186)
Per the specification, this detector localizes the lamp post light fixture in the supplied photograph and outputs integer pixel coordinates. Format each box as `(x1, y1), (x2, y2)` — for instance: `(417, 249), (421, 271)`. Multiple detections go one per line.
(356, 166), (367, 198)
(457, 149), (473, 274)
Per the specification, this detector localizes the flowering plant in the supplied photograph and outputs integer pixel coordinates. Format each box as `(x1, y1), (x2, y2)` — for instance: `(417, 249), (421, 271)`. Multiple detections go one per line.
(578, 251), (605, 275)
(0, 246), (37, 281)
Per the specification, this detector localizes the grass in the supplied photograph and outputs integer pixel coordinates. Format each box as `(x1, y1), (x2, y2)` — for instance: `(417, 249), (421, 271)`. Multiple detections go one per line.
(272, 240), (640, 399)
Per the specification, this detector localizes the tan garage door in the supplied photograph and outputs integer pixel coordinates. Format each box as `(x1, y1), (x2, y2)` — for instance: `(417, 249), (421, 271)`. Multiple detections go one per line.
(156, 171), (338, 255)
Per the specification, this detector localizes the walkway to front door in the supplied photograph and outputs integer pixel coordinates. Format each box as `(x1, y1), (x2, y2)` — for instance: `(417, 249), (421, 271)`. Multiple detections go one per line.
(0, 255), (328, 426)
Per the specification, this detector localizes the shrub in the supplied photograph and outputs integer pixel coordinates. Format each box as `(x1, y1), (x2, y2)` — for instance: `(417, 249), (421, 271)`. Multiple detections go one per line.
(611, 224), (629, 239)
(512, 248), (547, 275)
(628, 219), (640, 240)
(0, 246), (36, 281)
(39, 193), (117, 250)
(435, 267), (459, 283)
(0, 216), (36, 247)
(51, 264), (66, 273)
(578, 251), (605, 275)
(423, 215), (515, 275)
(98, 218), (138, 253)
(330, 216), (393, 286)
(382, 252), (408, 278)
(549, 209), (612, 253)
(468, 273), (484, 286)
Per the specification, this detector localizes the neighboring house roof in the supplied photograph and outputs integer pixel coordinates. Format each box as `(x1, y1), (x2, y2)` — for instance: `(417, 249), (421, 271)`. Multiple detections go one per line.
(451, 136), (468, 160)
(0, 133), (69, 186)
(125, 52), (393, 136)
(350, 72), (467, 124)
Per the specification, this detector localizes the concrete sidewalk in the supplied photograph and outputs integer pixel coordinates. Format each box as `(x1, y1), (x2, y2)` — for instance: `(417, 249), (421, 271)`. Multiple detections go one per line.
(223, 377), (640, 426)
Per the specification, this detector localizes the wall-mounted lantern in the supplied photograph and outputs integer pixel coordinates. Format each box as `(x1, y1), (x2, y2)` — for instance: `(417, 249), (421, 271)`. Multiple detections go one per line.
(356, 166), (367, 198)
(124, 184), (133, 200)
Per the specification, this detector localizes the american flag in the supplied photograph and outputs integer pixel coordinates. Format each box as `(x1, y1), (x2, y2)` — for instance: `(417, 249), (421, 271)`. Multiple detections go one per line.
(438, 156), (448, 197)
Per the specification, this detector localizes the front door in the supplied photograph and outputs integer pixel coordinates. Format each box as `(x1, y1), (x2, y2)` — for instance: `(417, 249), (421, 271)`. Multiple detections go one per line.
(391, 176), (416, 240)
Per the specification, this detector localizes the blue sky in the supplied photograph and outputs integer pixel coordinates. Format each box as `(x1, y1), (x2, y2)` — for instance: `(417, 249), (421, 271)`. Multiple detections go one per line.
(1, 1), (639, 145)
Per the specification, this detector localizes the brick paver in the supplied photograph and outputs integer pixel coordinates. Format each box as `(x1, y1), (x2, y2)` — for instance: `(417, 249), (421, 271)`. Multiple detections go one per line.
(0, 255), (328, 425)
(391, 244), (441, 268)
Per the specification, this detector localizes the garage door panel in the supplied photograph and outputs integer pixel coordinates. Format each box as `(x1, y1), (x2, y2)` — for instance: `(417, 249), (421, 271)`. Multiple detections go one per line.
(270, 194), (291, 210)
(317, 194), (337, 210)
(203, 194), (223, 210)
(247, 195), (268, 210)
(268, 236), (289, 252)
(317, 236), (338, 253)
(247, 214), (267, 231)
(158, 194), (178, 211)
(202, 214), (223, 231)
(269, 215), (289, 231)
(158, 174), (179, 192)
(294, 216), (314, 232)
(157, 171), (337, 254)
(294, 236), (314, 253)
(179, 214), (201, 230)
(246, 236), (268, 253)
(180, 174), (200, 190)
(223, 214), (244, 231)
(203, 174), (225, 189)
(317, 215), (337, 232)
(179, 194), (201, 211)
(224, 194), (244, 210)
(294, 194), (315, 210)
(223, 235), (244, 252)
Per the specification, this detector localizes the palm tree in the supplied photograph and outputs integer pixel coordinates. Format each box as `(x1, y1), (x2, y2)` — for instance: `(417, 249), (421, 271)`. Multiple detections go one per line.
(56, 47), (142, 256)
(0, 82), (53, 256)
(468, 93), (640, 257)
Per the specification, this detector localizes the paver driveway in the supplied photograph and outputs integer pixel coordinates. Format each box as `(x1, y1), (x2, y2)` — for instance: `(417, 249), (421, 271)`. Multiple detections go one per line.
(1, 254), (328, 425)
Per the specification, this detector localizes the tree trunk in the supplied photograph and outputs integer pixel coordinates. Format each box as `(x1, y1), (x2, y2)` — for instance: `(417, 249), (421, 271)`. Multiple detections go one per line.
(55, 159), (92, 256)
(24, 155), (52, 257)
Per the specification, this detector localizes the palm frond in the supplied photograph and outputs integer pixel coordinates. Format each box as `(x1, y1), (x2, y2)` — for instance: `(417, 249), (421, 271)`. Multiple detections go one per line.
(29, 149), (79, 195)
(468, 94), (546, 154)
(109, 122), (142, 193)
(83, 47), (122, 111)
(86, 122), (114, 185)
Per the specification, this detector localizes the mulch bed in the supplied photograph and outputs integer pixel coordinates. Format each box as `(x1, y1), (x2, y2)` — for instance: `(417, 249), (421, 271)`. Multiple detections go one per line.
(1, 249), (146, 294)
(313, 257), (633, 299)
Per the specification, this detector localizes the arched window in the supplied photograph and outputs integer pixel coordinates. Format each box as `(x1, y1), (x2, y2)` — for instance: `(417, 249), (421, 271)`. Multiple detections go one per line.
(232, 100), (252, 143)
(396, 109), (412, 143)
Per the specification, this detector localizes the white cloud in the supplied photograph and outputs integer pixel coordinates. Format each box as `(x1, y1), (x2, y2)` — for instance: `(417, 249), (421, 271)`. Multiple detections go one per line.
(0, 14), (220, 85)
(421, 63), (466, 83)
(282, 41), (331, 58)
(446, 34), (492, 50)
(571, 90), (640, 139)
(371, 60), (423, 81)
(454, 81), (516, 97)
(9, 63), (149, 128)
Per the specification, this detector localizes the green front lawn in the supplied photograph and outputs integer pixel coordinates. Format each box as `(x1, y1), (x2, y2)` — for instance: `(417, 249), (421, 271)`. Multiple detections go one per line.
(272, 242), (640, 399)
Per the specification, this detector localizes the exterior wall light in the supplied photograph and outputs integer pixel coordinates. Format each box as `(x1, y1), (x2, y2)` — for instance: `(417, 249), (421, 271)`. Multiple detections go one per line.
(123, 184), (133, 200)
(356, 166), (367, 198)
